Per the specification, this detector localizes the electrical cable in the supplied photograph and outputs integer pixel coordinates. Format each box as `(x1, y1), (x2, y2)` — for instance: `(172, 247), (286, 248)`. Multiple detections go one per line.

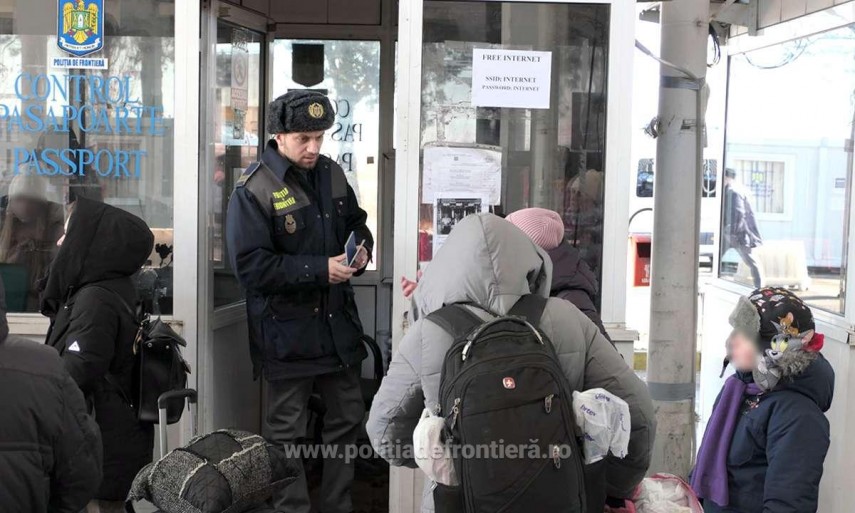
(744, 38), (810, 69)
(708, 24), (721, 67)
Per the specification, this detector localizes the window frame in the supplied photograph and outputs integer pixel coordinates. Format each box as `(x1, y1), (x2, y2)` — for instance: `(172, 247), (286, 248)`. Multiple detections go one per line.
(393, 0), (634, 338)
(727, 152), (796, 223)
(717, 6), (855, 322)
(0, 0), (181, 318)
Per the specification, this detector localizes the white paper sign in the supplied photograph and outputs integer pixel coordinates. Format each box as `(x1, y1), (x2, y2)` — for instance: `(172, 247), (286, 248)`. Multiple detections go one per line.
(231, 30), (249, 111)
(471, 49), (552, 109)
(433, 192), (489, 257)
(422, 146), (502, 205)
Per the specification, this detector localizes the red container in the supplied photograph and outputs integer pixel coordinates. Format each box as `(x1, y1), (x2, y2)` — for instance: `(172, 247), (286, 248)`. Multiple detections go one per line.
(631, 234), (651, 287)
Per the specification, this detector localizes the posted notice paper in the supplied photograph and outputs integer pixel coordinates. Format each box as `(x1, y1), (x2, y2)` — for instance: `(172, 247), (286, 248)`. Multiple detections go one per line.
(422, 146), (502, 205)
(433, 192), (489, 257)
(471, 49), (552, 109)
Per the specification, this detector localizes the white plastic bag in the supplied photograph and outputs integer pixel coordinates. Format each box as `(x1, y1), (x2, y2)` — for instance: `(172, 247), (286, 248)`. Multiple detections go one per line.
(413, 408), (459, 486)
(571, 388), (631, 464)
(635, 473), (703, 513)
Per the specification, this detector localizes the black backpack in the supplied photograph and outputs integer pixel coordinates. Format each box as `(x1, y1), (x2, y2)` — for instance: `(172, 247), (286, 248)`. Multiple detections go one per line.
(428, 295), (586, 513)
(131, 316), (191, 424)
(98, 287), (191, 425)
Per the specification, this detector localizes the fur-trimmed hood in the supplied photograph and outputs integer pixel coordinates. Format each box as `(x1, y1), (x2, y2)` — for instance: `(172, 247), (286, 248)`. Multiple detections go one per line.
(778, 352), (834, 412)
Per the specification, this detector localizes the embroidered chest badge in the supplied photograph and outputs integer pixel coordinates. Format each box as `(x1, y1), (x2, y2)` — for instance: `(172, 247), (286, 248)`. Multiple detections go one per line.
(285, 214), (297, 234)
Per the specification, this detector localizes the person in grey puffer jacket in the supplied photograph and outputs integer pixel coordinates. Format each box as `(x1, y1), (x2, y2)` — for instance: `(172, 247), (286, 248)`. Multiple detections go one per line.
(368, 214), (655, 512)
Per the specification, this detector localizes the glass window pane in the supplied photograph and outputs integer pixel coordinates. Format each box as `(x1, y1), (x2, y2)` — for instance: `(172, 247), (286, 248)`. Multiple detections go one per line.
(720, 24), (854, 314)
(270, 39), (381, 270)
(419, 1), (610, 290)
(0, 0), (175, 314)
(210, 23), (263, 308)
(633, 158), (718, 199)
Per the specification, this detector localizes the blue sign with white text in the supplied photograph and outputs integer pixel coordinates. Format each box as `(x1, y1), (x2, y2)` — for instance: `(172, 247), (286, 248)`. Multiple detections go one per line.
(57, 0), (104, 57)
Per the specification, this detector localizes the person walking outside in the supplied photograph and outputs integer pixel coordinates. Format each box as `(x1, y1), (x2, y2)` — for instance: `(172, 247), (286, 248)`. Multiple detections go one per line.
(40, 197), (155, 512)
(723, 167), (763, 288)
(227, 90), (373, 513)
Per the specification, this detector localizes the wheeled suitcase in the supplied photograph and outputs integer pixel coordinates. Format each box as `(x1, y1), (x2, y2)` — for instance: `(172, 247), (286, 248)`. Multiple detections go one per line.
(157, 388), (198, 459)
(125, 389), (301, 513)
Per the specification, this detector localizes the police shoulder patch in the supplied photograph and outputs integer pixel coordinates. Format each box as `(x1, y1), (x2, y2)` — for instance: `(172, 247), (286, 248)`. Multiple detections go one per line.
(235, 162), (263, 188)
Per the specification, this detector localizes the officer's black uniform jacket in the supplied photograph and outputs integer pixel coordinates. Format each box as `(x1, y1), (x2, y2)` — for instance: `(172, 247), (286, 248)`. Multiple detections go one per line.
(227, 140), (373, 380)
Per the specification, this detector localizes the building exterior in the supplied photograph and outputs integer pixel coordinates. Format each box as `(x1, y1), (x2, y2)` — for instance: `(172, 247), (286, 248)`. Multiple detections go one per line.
(1, 0), (634, 510)
(1, 0), (853, 510)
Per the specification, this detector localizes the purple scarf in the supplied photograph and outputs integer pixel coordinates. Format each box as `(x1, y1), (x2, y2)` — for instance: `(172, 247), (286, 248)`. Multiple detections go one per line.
(691, 375), (763, 507)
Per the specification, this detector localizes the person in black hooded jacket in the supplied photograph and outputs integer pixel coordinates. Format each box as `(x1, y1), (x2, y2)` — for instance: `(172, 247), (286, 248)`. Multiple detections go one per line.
(402, 208), (611, 341)
(506, 207), (610, 340)
(0, 277), (103, 512)
(40, 197), (155, 510)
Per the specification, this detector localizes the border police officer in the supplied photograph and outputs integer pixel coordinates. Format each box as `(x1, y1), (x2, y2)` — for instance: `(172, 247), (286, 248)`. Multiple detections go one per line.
(227, 90), (373, 513)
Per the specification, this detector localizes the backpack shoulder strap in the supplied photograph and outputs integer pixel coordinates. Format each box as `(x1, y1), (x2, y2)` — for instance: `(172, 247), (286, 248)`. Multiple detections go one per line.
(508, 295), (548, 326)
(85, 285), (140, 325)
(82, 285), (142, 409)
(426, 304), (484, 340)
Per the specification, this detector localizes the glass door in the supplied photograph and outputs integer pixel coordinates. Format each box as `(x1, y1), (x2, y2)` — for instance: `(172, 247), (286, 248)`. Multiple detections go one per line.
(392, 3), (632, 509)
(196, 3), (267, 435)
(209, 21), (265, 307)
(270, 39), (382, 271)
(416, 1), (611, 285)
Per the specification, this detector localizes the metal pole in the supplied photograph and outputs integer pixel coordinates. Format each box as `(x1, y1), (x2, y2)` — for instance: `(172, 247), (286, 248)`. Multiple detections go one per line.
(647, 0), (709, 477)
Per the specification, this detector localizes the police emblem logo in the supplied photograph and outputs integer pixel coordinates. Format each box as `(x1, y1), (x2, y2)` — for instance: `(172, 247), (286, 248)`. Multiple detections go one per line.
(307, 102), (325, 119)
(57, 0), (104, 57)
(285, 214), (297, 234)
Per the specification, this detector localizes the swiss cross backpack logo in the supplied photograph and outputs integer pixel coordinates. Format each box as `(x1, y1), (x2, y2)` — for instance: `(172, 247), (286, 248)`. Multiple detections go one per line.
(502, 377), (516, 389)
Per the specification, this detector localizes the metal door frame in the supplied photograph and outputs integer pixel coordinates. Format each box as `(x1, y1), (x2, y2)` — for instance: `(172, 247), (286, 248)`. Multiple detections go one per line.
(171, 0), (202, 446)
(395, 0), (635, 338)
(270, 0), (400, 349)
(196, 0), (399, 431)
(196, 0), (271, 434)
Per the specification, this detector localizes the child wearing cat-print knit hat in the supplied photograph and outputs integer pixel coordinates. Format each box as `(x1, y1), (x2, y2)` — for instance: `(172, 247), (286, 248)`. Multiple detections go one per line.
(690, 288), (834, 513)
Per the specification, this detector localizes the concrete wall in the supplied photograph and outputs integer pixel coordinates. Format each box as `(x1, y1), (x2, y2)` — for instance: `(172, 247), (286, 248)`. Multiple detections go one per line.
(699, 283), (855, 512)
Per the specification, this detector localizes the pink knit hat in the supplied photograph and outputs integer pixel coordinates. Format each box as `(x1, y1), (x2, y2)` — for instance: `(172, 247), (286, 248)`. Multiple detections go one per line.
(506, 207), (566, 250)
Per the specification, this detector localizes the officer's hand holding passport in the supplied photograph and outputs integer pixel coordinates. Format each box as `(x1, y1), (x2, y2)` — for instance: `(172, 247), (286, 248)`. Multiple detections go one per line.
(328, 233), (368, 284)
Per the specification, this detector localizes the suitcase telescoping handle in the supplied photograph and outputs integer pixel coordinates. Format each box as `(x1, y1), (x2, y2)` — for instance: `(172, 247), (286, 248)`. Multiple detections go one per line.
(157, 389), (198, 459)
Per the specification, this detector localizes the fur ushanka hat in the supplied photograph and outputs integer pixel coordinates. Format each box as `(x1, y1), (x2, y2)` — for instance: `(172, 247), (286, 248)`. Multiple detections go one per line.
(266, 90), (335, 134)
(726, 287), (825, 390)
